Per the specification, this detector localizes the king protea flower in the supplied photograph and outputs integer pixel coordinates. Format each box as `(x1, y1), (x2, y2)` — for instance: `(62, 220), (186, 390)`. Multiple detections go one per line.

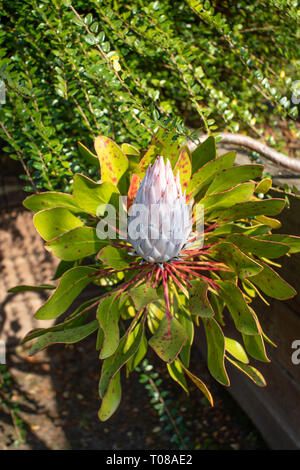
(127, 156), (193, 263)
(105, 156), (228, 330)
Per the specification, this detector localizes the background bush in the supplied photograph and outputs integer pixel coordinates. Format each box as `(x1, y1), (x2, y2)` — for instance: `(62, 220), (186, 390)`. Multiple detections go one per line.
(0, 0), (299, 192)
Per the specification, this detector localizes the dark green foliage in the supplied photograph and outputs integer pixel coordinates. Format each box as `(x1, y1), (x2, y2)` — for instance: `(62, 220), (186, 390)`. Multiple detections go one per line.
(0, 366), (27, 446)
(137, 359), (192, 450)
(0, 0), (298, 192)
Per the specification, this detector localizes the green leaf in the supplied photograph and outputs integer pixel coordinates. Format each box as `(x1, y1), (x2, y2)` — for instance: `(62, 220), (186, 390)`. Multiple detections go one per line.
(210, 242), (263, 278)
(98, 246), (130, 269)
(217, 198), (286, 221)
(250, 261), (297, 300)
(129, 283), (160, 310)
(173, 146), (192, 191)
(23, 192), (81, 214)
(78, 141), (99, 169)
(29, 320), (98, 356)
(188, 151), (236, 198)
(167, 360), (189, 394)
(98, 371), (121, 421)
(225, 337), (249, 364)
(45, 226), (107, 261)
(242, 332), (270, 362)
(226, 356), (266, 387)
(206, 164), (264, 194)
(189, 279), (214, 317)
(22, 296), (101, 344)
(254, 215), (282, 229)
(255, 178), (272, 194)
(94, 136), (128, 190)
(200, 182), (255, 215)
(34, 266), (97, 319)
(99, 322), (144, 398)
(202, 317), (230, 386)
(257, 234), (300, 254)
(97, 295), (121, 359)
(33, 207), (84, 241)
(8, 284), (56, 293)
(73, 174), (119, 216)
(209, 291), (225, 325)
(211, 222), (270, 238)
(134, 145), (157, 178)
(149, 316), (188, 363)
(150, 128), (181, 168)
(52, 260), (75, 280)
(191, 136), (216, 173)
(126, 332), (148, 373)
(85, 33), (98, 45)
(225, 234), (289, 259)
(176, 309), (194, 367)
(121, 143), (140, 156)
(179, 361), (214, 406)
(216, 281), (259, 335)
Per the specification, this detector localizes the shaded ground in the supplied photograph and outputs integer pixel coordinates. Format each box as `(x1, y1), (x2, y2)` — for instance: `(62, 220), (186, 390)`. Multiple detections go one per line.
(0, 339), (267, 450)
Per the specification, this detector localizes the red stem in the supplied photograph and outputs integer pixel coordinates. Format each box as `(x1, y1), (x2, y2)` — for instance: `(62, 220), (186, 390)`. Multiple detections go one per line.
(162, 268), (171, 334)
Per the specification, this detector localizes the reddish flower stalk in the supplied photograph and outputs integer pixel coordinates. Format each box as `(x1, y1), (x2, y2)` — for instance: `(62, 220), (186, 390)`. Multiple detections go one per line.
(162, 268), (171, 334)
(165, 264), (187, 293)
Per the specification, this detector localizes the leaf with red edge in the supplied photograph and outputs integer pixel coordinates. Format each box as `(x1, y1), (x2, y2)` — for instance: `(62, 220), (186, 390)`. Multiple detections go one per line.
(151, 128), (181, 168)
(99, 321), (144, 398)
(78, 141), (99, 169)
(189, 279), (214, 317)
(187, 151), (236, 199)
(242, 331), (270, 362)
(149, 316), (188, 364)
(250, 260), (297, 300)
(135, 145), (157, 178)
(217, 198), (286, 221)
(127, 174), (141, 209)
(210, 241), (263, 279)
(98, 371), (121, 421)
(94, 136), (128, 189)
(216, 280), (260, 335)
(179, 361), (214, 406)
(191, 136), (216, 173)
(174, 146), (192, 191)
(226, 356), (266, 387)
(202, 317), (230, 386)
(29, 320), (98, 356)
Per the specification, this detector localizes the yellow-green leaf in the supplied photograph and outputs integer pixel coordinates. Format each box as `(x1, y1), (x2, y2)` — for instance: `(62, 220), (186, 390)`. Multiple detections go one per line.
(174, 146), (192, 191)
(33, 207), (83, 241)
(94, 135), (128, 189)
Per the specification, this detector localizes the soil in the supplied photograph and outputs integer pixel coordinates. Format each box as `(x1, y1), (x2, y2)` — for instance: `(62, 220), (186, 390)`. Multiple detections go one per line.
(0, 338), (267, 450)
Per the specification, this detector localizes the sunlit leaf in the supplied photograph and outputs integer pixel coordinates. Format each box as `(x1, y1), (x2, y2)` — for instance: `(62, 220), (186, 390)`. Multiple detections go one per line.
(34, 266), (97, 319)
(202, 317), (230, 386)
(149, 316), (188, 363)
(29, 320), (98, 356)
(94, 136), (128, 190)
(33, 207), (83, 241)
(45, 226), (107, 261)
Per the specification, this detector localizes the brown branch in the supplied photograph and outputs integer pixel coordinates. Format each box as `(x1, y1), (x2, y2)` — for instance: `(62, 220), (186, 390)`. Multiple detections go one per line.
(188, 132), (300, 173)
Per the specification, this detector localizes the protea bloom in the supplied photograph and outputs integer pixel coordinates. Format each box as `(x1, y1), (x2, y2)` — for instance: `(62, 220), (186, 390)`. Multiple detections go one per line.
(127, 156), (193, 263)
(108, 156), (227, 329)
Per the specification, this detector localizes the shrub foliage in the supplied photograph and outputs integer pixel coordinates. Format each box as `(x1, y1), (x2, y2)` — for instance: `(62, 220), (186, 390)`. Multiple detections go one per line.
(0, 0), (299, 191)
